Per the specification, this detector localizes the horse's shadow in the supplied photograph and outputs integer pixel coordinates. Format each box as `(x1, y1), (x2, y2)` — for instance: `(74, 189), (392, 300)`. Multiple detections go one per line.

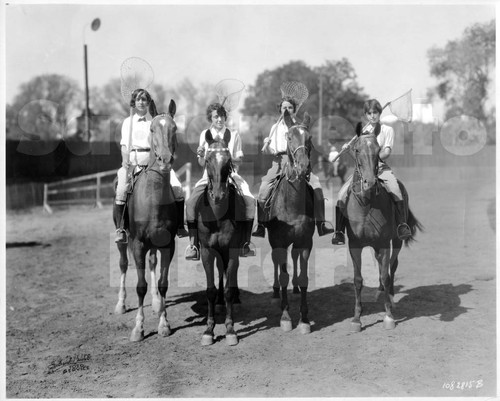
(307, 282), (473, 331)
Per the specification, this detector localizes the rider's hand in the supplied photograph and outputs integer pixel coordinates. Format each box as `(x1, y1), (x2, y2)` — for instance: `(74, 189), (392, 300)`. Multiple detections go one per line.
(341, 143), (350, 151)
(122, 159), (131, 169)
(197, 146), (206, 158)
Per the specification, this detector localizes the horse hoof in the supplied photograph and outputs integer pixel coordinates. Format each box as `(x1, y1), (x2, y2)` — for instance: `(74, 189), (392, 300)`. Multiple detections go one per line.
(383, 316), (396, 330)
(350, 322), (362, 333)
(298, 322), (311, 334)
(280, 320), (293, 332)
(130, 329), (144, 342)
(293, 287), (300, 294)
(201, 334), (214, 346)
(114, 304), (126, 315)
(226, 334), (238, 346)
(158, 324), (172, 337)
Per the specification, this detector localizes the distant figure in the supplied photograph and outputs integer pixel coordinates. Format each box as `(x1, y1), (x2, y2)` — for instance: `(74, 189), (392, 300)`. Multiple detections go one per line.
(328, 144), (340, 177)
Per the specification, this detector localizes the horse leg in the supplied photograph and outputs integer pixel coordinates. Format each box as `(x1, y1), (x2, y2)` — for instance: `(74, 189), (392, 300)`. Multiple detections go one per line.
(374, 248), (395, 329)
(149, 249), (162, 316)
(297, 246), (312, 334)
(271, 247), (281, 299)
(389, 240), (402, 304)
(215, 256), (225, 312)
(157, 247), (174, 337)
(348, 245), (363, 332)
(130, 242), (147, 342)
(291, 247), (300, 294)
(202, 249), (217, 346)
(114, 243), (128, 314)
(272, 247), (292, 331)
(224, 250), (239, 346)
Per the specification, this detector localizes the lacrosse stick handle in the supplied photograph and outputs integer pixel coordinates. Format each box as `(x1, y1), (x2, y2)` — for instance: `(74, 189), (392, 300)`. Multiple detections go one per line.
(261, 115), (283, 153)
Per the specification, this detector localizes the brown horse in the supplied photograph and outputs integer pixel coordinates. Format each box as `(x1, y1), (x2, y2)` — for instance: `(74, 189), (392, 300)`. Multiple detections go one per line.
(344, 125), (423, 332)
(266, 110), (315, 334)
(196, 132), (245, 346)
(114, 100), (179, 342)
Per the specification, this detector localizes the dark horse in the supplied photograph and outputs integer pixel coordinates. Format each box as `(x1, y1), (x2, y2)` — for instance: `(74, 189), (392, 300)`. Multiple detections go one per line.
(266, 110), (315, 334)
(196, 132), (245, 346)
(114, 100), (178, 342)
(344, 124), (423, 332)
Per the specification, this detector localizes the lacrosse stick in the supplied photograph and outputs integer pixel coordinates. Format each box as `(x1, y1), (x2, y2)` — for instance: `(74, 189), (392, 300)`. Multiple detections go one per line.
(120, 57), (154, 164)
(332, 89), (413, 163)
(215, 79), (245, 113)
(261, 81), (309, 153)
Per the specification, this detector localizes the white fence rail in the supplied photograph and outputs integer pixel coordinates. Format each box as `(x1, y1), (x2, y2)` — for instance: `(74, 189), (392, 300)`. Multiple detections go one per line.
(43, 163), (192, 214)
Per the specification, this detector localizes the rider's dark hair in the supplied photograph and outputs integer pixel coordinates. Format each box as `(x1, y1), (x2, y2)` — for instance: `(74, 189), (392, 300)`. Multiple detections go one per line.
(277, 96), (297, 113)
(363, 99), (383, 115)
(130, 89), (158, 117)
(206, 103), (228, 122)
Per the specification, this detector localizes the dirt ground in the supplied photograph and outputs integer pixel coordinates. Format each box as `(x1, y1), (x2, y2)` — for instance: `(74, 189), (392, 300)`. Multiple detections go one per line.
(5, 164), (496, 398)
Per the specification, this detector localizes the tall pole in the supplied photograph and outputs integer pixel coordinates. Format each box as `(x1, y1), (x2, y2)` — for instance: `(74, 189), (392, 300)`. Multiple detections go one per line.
(84, 44), (90, 142)
(318, 73), (323, 147)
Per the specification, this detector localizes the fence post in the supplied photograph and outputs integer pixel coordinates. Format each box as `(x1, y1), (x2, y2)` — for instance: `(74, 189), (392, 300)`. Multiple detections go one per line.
(43, 183), (53, 214)
(95, 175), (103, 209)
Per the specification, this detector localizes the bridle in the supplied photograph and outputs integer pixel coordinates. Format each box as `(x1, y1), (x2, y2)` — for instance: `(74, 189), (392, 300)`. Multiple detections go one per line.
(285, 124), (310, 183)
(206, 145), (233, 201)
(147, 114), (175, 173)
(351, 135), (380, 196)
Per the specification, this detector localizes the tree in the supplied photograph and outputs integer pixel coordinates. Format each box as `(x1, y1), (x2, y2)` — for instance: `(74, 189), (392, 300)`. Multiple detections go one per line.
(6, 74), (82, 140)
(427, 19), (495, 140)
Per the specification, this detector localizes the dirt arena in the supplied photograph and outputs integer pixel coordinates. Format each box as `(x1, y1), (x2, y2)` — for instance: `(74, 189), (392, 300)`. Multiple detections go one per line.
(6, 161), (496, 397)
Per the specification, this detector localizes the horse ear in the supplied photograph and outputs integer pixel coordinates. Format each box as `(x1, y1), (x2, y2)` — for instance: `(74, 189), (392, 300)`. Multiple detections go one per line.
(355, 122), (363, 136)
(302, 112), (311, 128)
(283, 109), (294, 128)
(374, 123), (381, 136)
(205, 129), (214, 145)
(168, 99), (176, 118)
(223, 129), (231, 147)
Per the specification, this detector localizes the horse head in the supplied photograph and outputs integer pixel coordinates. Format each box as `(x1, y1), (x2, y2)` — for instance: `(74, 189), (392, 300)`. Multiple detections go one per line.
(149, 99), (177, 173)
(205, 130), (232, 203)
(284, 110), (312, 181)
(352, 121), (381, 193)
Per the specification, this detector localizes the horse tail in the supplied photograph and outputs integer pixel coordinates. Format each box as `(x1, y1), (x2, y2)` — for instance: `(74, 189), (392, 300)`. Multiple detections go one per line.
(404, 208), (424, 247)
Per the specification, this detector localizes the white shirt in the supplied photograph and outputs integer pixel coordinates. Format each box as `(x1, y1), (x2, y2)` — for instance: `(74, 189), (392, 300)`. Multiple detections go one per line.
(328, 146), (339, 163)
(268, 120), (290, 154)
(374, 124), (395, 150)
(198, 126), (243, 160)
(120, 113), (153, 151)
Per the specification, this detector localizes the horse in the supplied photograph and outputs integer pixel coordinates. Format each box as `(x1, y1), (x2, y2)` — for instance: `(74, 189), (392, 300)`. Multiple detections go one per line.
(343, 124), (423, 332)
(265, 110), (315, 334)
(113, 100), (179, 342)
(196, 132), (245, 346)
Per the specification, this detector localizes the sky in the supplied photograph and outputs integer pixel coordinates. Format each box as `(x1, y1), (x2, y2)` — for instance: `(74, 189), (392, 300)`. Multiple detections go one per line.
(2, 1), (497, 121)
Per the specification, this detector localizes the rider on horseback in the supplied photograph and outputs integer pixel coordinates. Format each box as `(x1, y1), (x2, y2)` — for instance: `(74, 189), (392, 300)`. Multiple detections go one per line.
(184, 102), (256, 261)
(252, 97), (335, 238)
(330, 99), (412, 245)
(113, 89), (188, 244)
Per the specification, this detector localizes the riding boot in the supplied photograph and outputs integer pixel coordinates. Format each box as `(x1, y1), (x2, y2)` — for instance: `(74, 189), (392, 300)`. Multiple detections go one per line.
(395, 200), (412, 240)
(252, 202), (266, 238)
(113, 202), (128, 244)
(331, 206), (347, 245)
(313, 188), (335, 236)
(240, 219), (256, 257)
(175, 200), (189, 238)
(184, 221), (200, 261)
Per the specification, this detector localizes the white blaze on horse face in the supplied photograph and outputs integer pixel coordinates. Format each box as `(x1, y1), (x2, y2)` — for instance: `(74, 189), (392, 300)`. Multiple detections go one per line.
(215, 152), (225, 164)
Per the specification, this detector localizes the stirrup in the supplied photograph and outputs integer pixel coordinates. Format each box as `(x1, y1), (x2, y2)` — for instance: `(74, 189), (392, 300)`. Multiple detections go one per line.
(240, 242), (256, 257)
(184, 244), (200, 261)
(115, 229), (128, 244)
(317, 221), (335, 236)
(397, 223), (412, 240)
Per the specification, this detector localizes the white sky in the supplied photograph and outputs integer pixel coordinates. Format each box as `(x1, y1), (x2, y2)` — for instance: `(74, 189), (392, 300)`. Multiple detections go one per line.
(3, 1), (497, 121)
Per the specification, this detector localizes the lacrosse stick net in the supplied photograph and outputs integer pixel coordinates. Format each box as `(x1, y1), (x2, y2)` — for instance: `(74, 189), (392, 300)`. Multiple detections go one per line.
(280, 81), (309, 112)
(120, 57), (154, 102)
(383, 89), (413, 123)
(215, 79), (245, 113)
